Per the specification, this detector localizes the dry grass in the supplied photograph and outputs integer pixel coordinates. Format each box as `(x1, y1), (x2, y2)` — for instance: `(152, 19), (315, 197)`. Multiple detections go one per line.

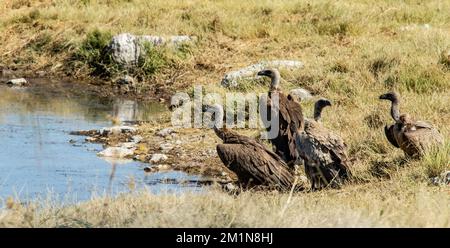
(0, 0), (449, 227)
(0, 180), (449, 227)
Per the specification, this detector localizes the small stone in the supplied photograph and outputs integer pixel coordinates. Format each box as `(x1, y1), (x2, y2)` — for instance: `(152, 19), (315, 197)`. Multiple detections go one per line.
(144, 166), (154, 173)
(224, 183), (238, 192)
(131, 135), (143, 143)
(115, 75), (136, 86)
(442, 171), (450, 185)
(157, 164), (171, 171)
(100, 126), (137, 136)
(159, 143), (174, 152)
(6, 78), (29, 86)
(430, 171), (450, 186)
(120, 142), (137, 149)
(85, 137), (97, 142)
(156, 128), (177, 137)
(150, 153), (168, 163)
(36, 71), (46, 77)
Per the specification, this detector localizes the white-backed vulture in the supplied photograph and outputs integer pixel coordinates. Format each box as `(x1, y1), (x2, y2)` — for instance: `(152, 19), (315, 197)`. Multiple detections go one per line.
(296, 99), (351, 190)
(203, 104), (299, 191)
(379, 92), (444, 158)
(257, 68), (304, 167)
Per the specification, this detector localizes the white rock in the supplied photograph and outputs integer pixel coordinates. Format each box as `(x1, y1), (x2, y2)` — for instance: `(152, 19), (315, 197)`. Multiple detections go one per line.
(107, 33), (140, 68)
(156, 164), (171, 171)
(289, 88), (313, 101)
(97, 147), (135, 158)
(85, 137), (97, 142)
(159, 143), (174, 152)
(224, 183), (238, 191)
(150, 153), (168, 163)
(6, 78), (28, 86)
(140, 35), (166, 46)
(131, 135), (143, 143)
(120, 142), (137, 149)
(221, 60), (304, 88)
(107, 33), (195, 68)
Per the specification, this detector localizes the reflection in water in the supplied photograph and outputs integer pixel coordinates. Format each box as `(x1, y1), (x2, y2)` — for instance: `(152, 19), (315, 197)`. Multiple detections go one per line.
(113, 100), (138, 122)
(0, 84), (203, 203)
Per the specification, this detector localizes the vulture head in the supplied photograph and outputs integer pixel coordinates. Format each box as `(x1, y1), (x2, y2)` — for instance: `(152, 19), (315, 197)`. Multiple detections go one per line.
(379, 91), (400, 103)
(257, 68), (281, 90)
(202, 104), (224, 128)
(314, 98), (332, 121)
(379, 91), (401, 121)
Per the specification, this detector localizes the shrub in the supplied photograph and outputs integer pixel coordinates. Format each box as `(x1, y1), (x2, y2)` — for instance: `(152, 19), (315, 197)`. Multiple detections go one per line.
(76, 30), (115, 77)
(138, 42), (168, 76)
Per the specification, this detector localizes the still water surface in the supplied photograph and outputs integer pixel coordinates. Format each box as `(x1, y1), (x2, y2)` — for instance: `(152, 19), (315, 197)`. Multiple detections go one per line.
(0, 83), (202, 203)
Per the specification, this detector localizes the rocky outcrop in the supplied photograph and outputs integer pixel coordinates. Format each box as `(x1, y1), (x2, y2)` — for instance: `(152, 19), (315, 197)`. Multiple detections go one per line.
(221, 60), (304, 88)
(106, 33), (195, 69)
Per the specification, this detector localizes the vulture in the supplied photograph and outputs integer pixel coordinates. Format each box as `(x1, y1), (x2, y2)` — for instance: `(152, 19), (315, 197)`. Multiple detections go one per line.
(257, 68), (304, 167)
(203, 104), (299, 191)
(296, 99), (351, 190)
(379, 92), (444, 158)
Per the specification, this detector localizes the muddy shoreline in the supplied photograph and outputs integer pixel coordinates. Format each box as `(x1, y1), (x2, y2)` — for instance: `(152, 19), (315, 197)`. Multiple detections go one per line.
(70, 124), (236, 185)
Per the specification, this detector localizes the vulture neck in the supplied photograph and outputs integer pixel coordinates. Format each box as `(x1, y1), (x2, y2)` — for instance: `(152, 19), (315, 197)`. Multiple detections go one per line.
(269, 72), (281, 91)
(313, 103), (325, 121)
(390, 99), (400, 122)
(211, 107), (225, 139)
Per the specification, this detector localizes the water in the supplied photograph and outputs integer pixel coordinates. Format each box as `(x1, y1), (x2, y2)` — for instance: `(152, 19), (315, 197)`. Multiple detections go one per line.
(0, 82), (203, 203)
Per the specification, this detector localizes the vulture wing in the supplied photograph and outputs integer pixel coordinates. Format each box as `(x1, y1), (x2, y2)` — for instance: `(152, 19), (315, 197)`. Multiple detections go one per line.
(261, 91), (304, 164)
(302, 121), (351, 178)
(216, 143), (295, 191)
(384, 124), (400, 148)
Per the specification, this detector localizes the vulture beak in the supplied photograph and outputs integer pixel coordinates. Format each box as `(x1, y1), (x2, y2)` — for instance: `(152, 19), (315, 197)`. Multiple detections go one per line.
(325, 100), (332, 106)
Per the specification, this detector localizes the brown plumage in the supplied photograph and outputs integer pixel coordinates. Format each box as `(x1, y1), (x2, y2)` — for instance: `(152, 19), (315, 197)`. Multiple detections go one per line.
(379, 92), (444, 158)
(203, 104), (298, 191)
(257, 69), (304, 167)
(295, 99), (351, 190)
